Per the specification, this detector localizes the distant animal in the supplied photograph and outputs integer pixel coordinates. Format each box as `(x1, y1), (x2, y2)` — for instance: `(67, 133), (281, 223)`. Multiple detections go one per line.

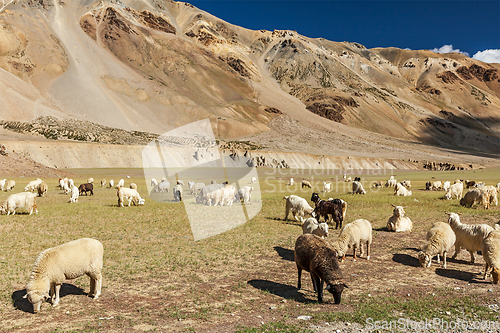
(78, 183), (94, 196)
(331, 219), (372, 262)
(418, 222), (456, 269)
(301, 180), (312, 188)
(0, 192), (38, 215)
(387, 205), (412, 232)
(310, 193), (345, 229)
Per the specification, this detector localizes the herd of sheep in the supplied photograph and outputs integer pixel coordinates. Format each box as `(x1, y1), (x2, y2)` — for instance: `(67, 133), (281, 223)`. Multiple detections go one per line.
(2, 172), (499, 312)
(284, 175), (500, 303)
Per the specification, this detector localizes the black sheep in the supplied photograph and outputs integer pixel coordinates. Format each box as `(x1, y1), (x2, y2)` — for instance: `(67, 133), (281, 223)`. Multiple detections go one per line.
(295, 234), (347, 303)
(78, 183), (94, 196)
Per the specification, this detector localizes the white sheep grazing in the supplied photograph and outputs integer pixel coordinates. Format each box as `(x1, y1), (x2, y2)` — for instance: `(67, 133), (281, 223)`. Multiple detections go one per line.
(5, 180), (15, 191)
(62, 181), (71, 194)
(431, 181), (442, 191)
(206, 188), (224, 206)
(87, 178), (94, 184)
(157, 180), (170, 193)
(352, 181), (366, 194)
(221, 185), (236, 206)
(251, 177), (257, 184)
(0, 179), (6, 191)
(129, 183), (137, 190)
(234, 186), (253, 203)
(117, 187), (145, 207)
(460, 188), (490, 209)
(0, 192), (38, 215)
(482, 186), (498, 207)
(444, 182), (463, 200)
(173, 184), (182, 202)
(443, 181), (451, 192)
(25, 238), (103, 313)
(394, 183), (412, 196)
(323, 182), (331, 193)
(387, 205), (413, 232)
(25, 178), (43, 192)
(331, 219), (372, 262)
(283, 195), (315, 221)
(385, 178), (397, 187)
(301, 217), (329, 238)
(301, 180), (312, 188)
(190, 182), (206, 195)
(69, 185), (79, 203)
(287, 178), (294, 186)
(58, 178), (65, 190)
(418, 222), (456, 268)
(108, 180), (114, 188)
(101, 179), (106, 188)
(68, 179), (74, 188)
(447, 213), (493, 263)
(37, 182), (48, 197)
(481, 230), (500, 284)
(116, 179), (125, 188)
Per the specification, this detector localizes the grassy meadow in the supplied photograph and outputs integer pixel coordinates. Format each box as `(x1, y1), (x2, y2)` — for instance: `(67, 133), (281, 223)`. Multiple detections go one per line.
(0, 167), (499, 332)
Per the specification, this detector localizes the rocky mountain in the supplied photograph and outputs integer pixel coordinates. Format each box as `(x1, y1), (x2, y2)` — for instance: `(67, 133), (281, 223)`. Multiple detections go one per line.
(0, 0), (499, 161)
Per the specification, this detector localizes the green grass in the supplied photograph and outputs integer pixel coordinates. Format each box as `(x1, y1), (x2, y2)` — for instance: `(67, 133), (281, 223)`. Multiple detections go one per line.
(0, 167), (499, 331)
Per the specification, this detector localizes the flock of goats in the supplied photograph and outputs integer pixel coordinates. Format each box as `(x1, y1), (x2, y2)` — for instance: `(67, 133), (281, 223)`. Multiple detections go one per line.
(3, 172), (500, 311)
(283, 175), (500, 304)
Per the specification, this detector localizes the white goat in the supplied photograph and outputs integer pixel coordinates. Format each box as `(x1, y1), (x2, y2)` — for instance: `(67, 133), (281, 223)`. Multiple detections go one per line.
(352, 181), (366, 194)
(444, 182), (463, 200)
(234, 186), (253, 203)
(284, 195), (315, 221)
(69, 185), (79, 203)
(25, 178), (43, 192)
(387, 205), (412, 232)
(394, 183), (412, 196)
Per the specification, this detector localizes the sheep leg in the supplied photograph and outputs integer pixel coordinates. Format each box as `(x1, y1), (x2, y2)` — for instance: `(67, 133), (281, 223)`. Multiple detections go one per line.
(314, 275), (324, 303)
(310, 273), (317, 292)
(468, 250), (475, 263)
(284, 207), (289, 221)
(366, 241), (371, 260)
(436, 254), (440, 264)
(88, 273), (102, 299)
(52, 284), (61, 306)
(297, 267), (302, 289)
(352, 245), (357, 261)
(451, 244), (460, 259)
(484, 263), (490, 280)
(359, 243), (364, 258)
(442, 252), (447, 269)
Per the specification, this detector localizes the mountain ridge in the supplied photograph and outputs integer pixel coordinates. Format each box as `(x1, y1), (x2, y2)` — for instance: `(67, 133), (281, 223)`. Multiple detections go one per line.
(0, 0), (499, 165)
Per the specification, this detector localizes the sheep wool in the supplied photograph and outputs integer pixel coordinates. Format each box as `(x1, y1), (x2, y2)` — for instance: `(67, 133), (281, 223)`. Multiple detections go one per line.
(448, 213), (493, 263)
(481, 230), (500, 284)
(332, 219), (372, 262)
(418, 222), (456, 268)
(25, 238), (103, 313)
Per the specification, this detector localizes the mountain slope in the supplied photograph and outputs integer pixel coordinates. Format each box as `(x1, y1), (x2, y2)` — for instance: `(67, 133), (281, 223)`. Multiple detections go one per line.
(0, 0), (499, 159)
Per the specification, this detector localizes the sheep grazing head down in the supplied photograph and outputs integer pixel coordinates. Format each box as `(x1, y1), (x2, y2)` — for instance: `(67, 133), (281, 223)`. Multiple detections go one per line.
(326, 281), (347, 304)
(417, 251), (431, 268)
(24, 289), (49, 313)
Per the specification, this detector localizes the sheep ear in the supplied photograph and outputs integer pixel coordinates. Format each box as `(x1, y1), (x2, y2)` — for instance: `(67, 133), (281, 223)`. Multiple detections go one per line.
(23, 294), (27, 299)
(325, 284), (331, 290)
(342, 283), (349, 289)
(391, 204), (396, 207)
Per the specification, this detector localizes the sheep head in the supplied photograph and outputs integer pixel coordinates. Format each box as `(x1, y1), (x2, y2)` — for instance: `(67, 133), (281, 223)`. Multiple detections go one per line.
(392, 205), (405, 217)
(492, 268), (500, 284)
(24, 290), (50, 313)
(326, 281), (348, 304)
(417, 251), (431, 268)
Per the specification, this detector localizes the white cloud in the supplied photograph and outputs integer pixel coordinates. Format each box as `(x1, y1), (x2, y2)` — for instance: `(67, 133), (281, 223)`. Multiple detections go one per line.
(431, 44), (469, 57)
(472, 49), (500, 64)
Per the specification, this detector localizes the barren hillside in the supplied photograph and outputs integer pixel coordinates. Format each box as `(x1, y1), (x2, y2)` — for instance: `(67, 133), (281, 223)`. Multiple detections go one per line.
(0, 0), (499, 166)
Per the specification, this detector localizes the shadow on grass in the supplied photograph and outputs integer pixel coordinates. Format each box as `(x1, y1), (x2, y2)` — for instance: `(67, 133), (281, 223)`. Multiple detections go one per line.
(274, 246), (294, 261)
(247, 279), (314, 303)
(435, 268), (484, 283)
(12, 284), (87, 313)
(392, 253), (420, 267)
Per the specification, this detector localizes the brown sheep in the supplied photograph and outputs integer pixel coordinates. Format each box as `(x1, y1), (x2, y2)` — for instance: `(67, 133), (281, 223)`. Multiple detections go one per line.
(294, 234), (347, 303)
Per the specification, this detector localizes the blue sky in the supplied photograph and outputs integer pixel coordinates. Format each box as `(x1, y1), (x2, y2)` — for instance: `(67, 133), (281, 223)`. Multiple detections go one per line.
(188, 0), (500, 63)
